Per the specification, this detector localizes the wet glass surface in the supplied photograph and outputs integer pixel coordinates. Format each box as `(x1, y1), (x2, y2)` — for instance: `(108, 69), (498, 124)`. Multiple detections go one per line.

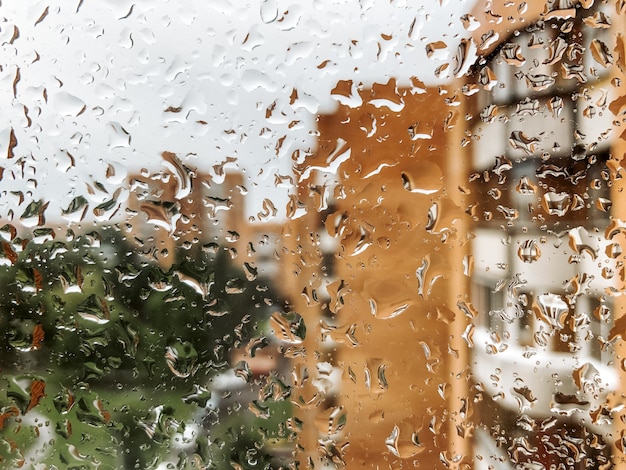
(0, 1), (625, 468)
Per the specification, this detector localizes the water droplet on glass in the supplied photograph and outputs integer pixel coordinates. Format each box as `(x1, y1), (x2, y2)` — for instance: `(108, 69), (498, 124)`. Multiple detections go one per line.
(270, 311), (305, 344)
(544, 36), (568, 65)
(385, 421), (423, 458)
(542, 192), (571, 216)
(54, 92), (86, 117)
(165, 340), (199, 378)
(260, 0), (278, 23)
(517, 239), (541, 263)
(315, 405), (347, 437)
(568, 226), (598, 259)
(76, 294), (110, 324)
(501, 43), (525, 66)
(400, 163), (442, 194)
(509, 130), (540, 155)
(515, 176), (537, 195)
(533, 293), (569, 330)
(525, 73), (555, 91)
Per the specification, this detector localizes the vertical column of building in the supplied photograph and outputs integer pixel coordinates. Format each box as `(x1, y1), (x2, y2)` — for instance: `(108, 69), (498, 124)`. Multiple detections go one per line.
(441, 82), (473, 468)
(609, 2), (626, 467)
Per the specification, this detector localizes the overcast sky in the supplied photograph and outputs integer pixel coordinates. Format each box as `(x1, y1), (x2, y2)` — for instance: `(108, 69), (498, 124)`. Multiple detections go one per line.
(0, 0), (475, 224)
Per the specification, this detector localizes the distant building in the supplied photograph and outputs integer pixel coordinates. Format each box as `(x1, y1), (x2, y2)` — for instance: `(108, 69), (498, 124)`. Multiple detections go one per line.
(125, 151), (280, 276)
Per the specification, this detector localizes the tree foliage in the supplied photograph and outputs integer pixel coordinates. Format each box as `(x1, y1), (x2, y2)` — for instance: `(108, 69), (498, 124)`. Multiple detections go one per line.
(0, 226), (287, 468)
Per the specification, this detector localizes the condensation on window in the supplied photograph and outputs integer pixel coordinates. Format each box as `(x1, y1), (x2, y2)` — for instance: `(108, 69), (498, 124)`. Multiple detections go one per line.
(0, 1), (625, 469)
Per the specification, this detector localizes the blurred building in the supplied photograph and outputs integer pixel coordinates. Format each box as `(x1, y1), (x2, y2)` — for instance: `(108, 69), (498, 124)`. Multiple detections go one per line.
(466, 1), (622, 468)
(283, 81), (472, 467)
(124, 152), (281, 279)
(284, 0), (626, 468)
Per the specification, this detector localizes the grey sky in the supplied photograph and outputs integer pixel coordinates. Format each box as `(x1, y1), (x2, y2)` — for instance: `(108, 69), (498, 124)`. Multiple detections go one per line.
(0, 0), (475, 224)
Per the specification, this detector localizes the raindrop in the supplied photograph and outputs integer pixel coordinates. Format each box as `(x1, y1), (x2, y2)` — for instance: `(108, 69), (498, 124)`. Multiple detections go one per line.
(62, 196), (89, 222)
(542, 192), (570, 216)
(416, 256), (430, 298)
(138, 405), (179, 442)
(533, 293), (569, 330)
(515, 176), (537, 195)
(75, 397), (110, 427)
(59, 265), (84, 294)
(509, 131), (539, 155)
(162, 151), (193, 200)
(596, 197), (612, 212)
(590, 39), (613, 67)
(107, 122), (131, 148)
(425, 203), (439, 232)
(551, 393), (590, 416)
(401, 164), (442, 194)
(496, 205), (518, 221)
(260, 0), (279, 23)
(501, 43), (525, 66)
(53, 387), (76, 415)
(20, 200), (48, 228)
(270, 311), (305, 344)
(606, 243), (622, 259)
(548, 96), (564, 117)
(377, 364), (388, 390)
(460, 14), (480, 31)
(165, 340), (199, 378)
(385, 421), (424, 458)
(512, 384), (537, 411)
(54, 92), (86, 117)
(515, 98), (540, 116)
(544, 37), (567, 65)
(315, 406), (347, 437)
(517, 239), (541, 263)
(584, 11), (611, 28)
(7, 320), (44, 352)
(452, 38), (476, 77)
(568, 226), (598, 259)
(426, 41), (447, 60)
(76, 294), (110, 324)
(234, 360), (253, 383)
(525, 74), (555, 91)
(0, 224), (17, 242)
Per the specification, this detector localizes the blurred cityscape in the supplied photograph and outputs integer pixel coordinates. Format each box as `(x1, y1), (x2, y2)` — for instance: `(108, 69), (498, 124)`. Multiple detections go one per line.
(1, 0), (626, 469)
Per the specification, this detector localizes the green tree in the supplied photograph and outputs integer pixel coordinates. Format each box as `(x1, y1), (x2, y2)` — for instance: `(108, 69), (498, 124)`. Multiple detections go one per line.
(0, 226), (290, 469)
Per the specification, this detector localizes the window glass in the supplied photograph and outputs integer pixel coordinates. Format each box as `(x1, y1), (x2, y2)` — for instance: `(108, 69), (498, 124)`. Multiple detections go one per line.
(0, 1), (625, 469)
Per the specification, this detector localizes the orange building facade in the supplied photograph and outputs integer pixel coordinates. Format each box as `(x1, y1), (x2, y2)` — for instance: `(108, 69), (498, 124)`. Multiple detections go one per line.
(283, 82), (472, 467)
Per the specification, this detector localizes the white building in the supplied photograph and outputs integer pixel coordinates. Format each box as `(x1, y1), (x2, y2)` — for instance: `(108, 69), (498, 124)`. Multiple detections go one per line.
(468, 3), (618, 468)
